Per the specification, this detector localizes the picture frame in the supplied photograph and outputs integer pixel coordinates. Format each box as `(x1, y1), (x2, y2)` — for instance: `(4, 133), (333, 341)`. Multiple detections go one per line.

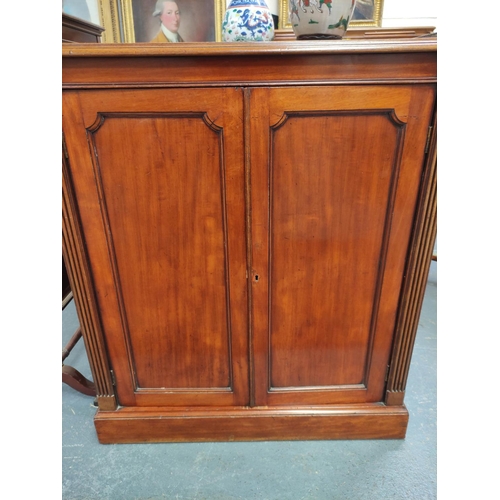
(279, 0), (384, 30)
(98, 0), (121, 43)
(119, 0), (226, 43)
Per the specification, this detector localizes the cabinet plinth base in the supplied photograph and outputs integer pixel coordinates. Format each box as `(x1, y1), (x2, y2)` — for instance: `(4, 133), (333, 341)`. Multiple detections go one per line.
(94, 404), (409, 443)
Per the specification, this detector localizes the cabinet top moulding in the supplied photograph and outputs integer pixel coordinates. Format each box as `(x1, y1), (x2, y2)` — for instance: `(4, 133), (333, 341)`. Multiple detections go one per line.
(62, 39), (436, 58)
(62, 39), (436, 89)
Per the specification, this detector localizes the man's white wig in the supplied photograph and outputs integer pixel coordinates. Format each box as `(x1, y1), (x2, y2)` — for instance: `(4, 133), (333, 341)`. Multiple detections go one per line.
(153, 0), (178, 17)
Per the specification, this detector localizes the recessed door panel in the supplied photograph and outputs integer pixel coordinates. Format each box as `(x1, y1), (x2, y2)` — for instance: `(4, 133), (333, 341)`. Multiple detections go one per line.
(93, 114), (231, 390)
(270, 111), (399, 389)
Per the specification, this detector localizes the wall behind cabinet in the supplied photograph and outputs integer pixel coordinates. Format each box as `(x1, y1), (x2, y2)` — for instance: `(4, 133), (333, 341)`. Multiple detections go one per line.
(382, 0), (437, 28)
(223, 1), (438, 29)
(62, 0), (101, 25)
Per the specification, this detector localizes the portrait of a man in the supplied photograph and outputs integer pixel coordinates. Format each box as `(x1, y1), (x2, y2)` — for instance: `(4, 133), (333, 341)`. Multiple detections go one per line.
(150, 1), (183, 42)
(130, 0), (216, 43)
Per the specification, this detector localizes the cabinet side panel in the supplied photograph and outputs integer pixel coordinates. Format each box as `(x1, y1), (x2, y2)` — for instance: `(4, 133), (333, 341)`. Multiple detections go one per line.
(92, 114), (232, 390)
(386, 113), (437, 405)
(62, 152), (116, 410)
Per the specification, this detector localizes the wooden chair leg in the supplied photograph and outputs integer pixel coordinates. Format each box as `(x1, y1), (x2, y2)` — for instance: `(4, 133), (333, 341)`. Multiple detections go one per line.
(62, 327), (97, 397)
(62, 365), (96, 396)
(62, 327), (82, 362)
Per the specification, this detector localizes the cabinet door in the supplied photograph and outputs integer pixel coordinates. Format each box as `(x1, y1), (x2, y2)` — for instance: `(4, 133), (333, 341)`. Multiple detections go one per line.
(250, 85), (435, 406)
(62, 88), (249, 407)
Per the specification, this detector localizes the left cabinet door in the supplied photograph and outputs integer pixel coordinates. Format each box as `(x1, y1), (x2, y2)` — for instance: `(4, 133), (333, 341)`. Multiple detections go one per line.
(62, 88), (249, 407)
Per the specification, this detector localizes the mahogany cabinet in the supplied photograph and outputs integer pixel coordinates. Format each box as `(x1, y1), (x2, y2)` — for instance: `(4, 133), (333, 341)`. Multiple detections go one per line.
(62, 39), (437, 443)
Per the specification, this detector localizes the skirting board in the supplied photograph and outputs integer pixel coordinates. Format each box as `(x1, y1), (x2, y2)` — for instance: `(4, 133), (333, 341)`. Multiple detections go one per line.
(94, 404), (409, 443)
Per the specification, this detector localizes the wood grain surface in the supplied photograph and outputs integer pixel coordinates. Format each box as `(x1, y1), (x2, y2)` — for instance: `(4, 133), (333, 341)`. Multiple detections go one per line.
(62, 39), (436, 442)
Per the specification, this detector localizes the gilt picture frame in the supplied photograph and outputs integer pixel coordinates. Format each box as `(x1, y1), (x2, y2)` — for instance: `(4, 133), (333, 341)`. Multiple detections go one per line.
(98, 0), (121, 42)
(119, 0), (226, 43)
(279, 0), (384, 30)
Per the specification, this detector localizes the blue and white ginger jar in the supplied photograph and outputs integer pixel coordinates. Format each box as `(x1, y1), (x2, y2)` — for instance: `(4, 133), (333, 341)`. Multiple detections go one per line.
(222, 0), (275, 42)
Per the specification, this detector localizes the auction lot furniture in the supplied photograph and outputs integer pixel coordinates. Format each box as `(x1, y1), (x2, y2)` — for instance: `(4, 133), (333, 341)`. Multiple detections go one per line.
(62, 39), (437, 443)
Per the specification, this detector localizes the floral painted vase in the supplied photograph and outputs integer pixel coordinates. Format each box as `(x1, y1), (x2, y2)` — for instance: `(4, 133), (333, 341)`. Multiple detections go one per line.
(222, 0), (275, 42)
(289, 0), (357, 39)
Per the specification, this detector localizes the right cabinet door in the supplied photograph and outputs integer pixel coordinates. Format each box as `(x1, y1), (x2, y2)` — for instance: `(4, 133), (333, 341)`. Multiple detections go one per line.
(250, 85), (436, 406)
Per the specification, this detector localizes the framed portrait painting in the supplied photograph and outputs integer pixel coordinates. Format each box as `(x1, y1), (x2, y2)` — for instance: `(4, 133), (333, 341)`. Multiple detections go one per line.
(119, 0), (226, 42)
(279, 0), (384, 29)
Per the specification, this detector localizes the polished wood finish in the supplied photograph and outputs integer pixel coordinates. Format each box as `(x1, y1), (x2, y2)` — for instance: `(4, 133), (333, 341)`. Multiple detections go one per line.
(62, 38), (436, 56)
(386, 114), (437, 406)
(62, 40), (437, 442)
(62, 364), (96, 397)
(63, 88), (249, 408)
(274, 26), (436, 41)
(63, 152), (116, 410)
(95, 405), (408, 443)
(250, 85), (435, 408)
(62, 40), (436, 89)
(62, 12), (103, 398)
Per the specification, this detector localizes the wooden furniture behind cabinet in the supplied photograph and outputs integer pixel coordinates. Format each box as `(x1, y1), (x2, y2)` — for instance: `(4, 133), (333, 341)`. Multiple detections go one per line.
(62, 39), (437, 444)
(62, 12), (104, 44)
